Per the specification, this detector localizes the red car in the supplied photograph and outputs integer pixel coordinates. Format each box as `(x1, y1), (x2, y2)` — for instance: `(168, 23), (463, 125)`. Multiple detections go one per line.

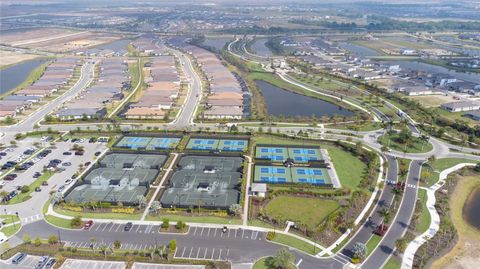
(84, 220), (93, 230)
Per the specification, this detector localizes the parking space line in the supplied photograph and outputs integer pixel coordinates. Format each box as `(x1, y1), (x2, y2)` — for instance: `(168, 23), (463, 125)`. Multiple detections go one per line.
(108, 223), (115, 232)
(242, 229), (245, 238)
(218, 249), (222, 260)
(199, 227), (204, 236)
(94, 223), (103, 231)
(181, 246), (186, 257)
(211, 248), (215, 260)
(227, 229), (232, 237)
(192, 226), (198, 236)
(226, 248), (230, 258)
(134, 225), (141, 233)
(102, 223), (110, 232)
(235, 229), (238, 238)
(188, 247), (194, 258)
(203, 248), (207, 259)
(115, 224), (122, 232)
(196, 248), (200, 259)
(213, 228), (217, 237)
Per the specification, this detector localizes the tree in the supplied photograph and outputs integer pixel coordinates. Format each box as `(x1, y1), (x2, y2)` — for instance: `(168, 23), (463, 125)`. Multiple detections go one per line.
(169, 239), (177, 251)
(23, 234), (31, 244)
(229, 203), (242, 216)
(20, 185), (30, 193)
(99, 243), (108, 258)
(161, 218), (170, 229)
(379, 207), (391, 224)
(70, 215), (82, 228)
(175, 221), (186, 231)
(352, 242), (368, 260)
(136, 195), (147, 208)
(150, 201), (161, 214)
(90, 237), (97, 253)
(34, 236), (42, 247)
(52, 192), (63, 204)
(113, 240), (121, 249)
(265, 248), (295, 269)
(48, 235), (58, 244)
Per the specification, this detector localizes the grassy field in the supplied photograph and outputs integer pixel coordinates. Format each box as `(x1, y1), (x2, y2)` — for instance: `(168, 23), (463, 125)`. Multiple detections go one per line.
(265, 196), (339, 230)
(416, 189), (431, 234)
(253, 257), (269, 269)
(0, 223), (20, 237)
(44, 214), (78, 229)
(431, 174), (480, 269)
(378, 133), (433, 153)
(366, 234), (382, 256)
(421, 158), (474, 187)
(252, 135), (367, 192)
(270, 233), (319, 255)
(5, 171), (54, 204)
(383, 256), (401, 269)
(0, 215), (20, 225)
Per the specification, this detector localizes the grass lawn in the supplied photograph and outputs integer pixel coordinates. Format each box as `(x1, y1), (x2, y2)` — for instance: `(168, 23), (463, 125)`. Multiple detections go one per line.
(252, 135), (367, 193)
(0, 224), (21, 237)
(44, 214), (77, 229)
(330, 122), (383, 132)
(383, 256), (401, 269)
(146, 214), (242, 225)
(378, 133), (433, 153)
(271, 233), (319, 255)
(421, 158), (474, 187)
(366, 234), (382, 256)
(54, 207), (142, 221)
(265, 196), (339, 230)
(0, 215), (20, 225)
(253, 257), (269, 269)
(416, 188), (431, 234)
(5, 171), (54, 204)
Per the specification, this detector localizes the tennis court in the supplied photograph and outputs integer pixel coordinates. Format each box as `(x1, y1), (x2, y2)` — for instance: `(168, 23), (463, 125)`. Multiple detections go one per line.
(65, 185), (147, 205)
(101, 153), (167, 169)
(254, 165), (331, 185)
(255, 145), (322, 163)
(160, 155), (243, 209)
(255, 146), (289, 161)
(186, 138), (248, 152)
(116, 136), (151, 149)
(147, 137), (181, 150)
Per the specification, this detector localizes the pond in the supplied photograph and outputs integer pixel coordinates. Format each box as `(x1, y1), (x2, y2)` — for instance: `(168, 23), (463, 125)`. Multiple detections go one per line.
(201, 38), (232, 52)
(338, 42), (380, 57)
(251, 39), (273, 57)
(255, 80), (354, 118)
(463, 186), (480, 229)
(0, 59), (48, 95)
(94, 39), (130, 52)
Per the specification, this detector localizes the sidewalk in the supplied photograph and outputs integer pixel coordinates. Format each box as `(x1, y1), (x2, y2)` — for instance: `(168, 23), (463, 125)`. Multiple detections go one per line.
(401, 163), (476, 269)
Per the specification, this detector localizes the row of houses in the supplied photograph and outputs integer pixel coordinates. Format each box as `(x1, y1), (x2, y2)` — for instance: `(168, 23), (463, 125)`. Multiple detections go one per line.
(55, 58), (130, 120)
(130, 37), (164, 56)
(179, 43), (245, 119)
(0, 57), (81, 120)
(125, 54), (181, 120)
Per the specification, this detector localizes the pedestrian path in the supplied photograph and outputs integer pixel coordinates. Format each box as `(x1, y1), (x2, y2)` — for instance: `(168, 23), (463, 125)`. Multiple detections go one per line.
(401, 163), (476, 269)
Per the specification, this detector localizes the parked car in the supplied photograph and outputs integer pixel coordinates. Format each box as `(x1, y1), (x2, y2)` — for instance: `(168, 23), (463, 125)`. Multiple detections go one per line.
(35, 256), (49, 269)
(62, 162), (71, 166)
(84, 220), (93, 230)
(124, 222), (133, 231)
(94, 151), (101, 156)
(65, 179), (73, 185)
(45, 258), (56, 268)
(57, 186), (65, 192)
(34, 172), (42, 178)
(35, 187), (41, 192)
(0, 152), (7, 156)
(63, 151), (72, 155)
(74, 151), (84, 156)
(12, 253), (26, 264)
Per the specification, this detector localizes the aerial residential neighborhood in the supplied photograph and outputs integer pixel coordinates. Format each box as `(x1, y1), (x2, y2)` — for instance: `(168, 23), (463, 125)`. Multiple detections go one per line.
(0, 1), (480, 269)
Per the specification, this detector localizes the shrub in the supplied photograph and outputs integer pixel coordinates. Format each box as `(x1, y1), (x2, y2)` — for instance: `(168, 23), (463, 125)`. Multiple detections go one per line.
(113, 240), (121, 249)
(351, 257), (361, 264)
(161, 218), (169, 229)
(70, 215), (82, 227)
(266, 231), (276, 241)
(20, 185), (30, 193)
(48, 235), (58, 244)
(63, 205), (82, 212)
(112, 207), (135, 214)
(100, 202), (111, 208)
(175, 221), (186, 231)
(169, 239), (177, 251)
(34, 236), (42, 247)
(22, 234), (31, 244)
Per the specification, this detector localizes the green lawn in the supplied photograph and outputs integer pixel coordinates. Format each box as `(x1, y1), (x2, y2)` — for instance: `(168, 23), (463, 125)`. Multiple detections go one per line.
(0, 224), (20, 237)
(265, 196), (339, 230)
(366, 234), (382, 256)
(253, 257), (270, 269)
(0, 215), (20, 225)
(146, 214), (242, 225)
(383, 256), (401, 269)
(270, 233), (319, 255)
(378, 133), (433, 153)
(44, 214), (77, 229)
(421, 158), (474, 187)
(416, 189), (431, 234)
(5, 171), (54, 204)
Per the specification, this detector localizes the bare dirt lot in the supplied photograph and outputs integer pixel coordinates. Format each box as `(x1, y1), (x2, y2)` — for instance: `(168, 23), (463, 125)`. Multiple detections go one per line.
(432, 175), (480, 269)
(1, 28), (122, 52)
(409, 94), (457, 107)
(0, 50), (39, 67)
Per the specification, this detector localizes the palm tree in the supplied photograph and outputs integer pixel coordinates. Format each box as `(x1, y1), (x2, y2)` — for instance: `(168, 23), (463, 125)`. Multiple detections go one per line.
(378, 207), (391, 225)
(395, 238), (407, 255)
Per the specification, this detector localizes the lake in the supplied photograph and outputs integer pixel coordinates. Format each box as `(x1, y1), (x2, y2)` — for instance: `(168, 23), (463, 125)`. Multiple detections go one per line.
(463, 187), (480, 229)
(94, 39), (130, 52)
(201, 38), (232, 52)
(251, 39), (272, 57)
(0, 59), (47, 95)
(255, 80), (354, 118)
(338, 42), (380, 57)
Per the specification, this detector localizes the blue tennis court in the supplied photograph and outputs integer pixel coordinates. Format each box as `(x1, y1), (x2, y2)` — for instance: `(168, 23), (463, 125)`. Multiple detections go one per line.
(218, 139), (248, 152)
(116, 136), (152, 149)
(147, 137), (180, 150)
(297, 178), (326, 185)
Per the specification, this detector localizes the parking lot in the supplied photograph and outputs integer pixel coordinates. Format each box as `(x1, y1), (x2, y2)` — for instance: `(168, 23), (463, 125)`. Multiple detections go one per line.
(60, 259), (126, 269)
(132, 263), (204, 269)
(4, 253), (43, 269)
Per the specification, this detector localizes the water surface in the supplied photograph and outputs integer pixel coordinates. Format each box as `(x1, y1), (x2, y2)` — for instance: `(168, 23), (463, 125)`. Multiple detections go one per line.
(0, 59), (47, 95)
(464, 187), (480, 229)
